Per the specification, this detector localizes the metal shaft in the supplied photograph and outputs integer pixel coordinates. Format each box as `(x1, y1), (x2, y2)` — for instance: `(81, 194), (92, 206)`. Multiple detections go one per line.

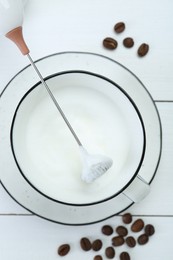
(27, 54), (82, 146)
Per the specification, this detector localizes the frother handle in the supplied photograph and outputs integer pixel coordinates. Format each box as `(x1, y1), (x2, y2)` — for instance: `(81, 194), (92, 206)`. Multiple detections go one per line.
(5, 26), (29, 55)
(6, 26), (82, 146)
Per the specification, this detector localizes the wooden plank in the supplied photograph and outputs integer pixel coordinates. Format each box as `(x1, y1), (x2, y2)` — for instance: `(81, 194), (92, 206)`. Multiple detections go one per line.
(0, 102), (172, 216)
(0, 0), (173, 100)
(131, 102), (173, 215)
(0, 215), (172, 259)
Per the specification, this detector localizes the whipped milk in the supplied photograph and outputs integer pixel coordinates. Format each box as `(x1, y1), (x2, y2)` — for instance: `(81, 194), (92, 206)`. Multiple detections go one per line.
(12, 73), (144, 204)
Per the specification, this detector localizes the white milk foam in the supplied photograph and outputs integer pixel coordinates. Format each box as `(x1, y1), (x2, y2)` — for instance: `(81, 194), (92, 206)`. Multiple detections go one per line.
(13, 73), (144, 204)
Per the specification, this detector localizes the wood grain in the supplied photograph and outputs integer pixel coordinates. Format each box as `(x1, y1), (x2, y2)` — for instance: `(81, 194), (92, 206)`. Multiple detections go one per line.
(0, 0), (172, 259)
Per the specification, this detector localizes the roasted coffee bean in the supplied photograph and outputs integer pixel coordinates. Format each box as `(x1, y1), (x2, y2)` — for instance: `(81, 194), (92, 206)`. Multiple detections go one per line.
(137, 43), (149, 57)
(131, 219), (144, 232)
(57, 244), (70, 256)
(105, 247), (115, 259)
(80, 237), (92, 251)
(116, 226), (128, 237)
(137, 234), (149, 245)
(112, 236), (125, 246)
(102, 225), (113, 236)
(94, 255), (103, 260)
(122, 213), (132, 224)
(145, 224), (155, 236)
(114, 22), (125, 33)
(125, 236), (136, 248)
(92, 239), (103, 251)
(120, 251), (131, 260)
(103, 37), (118, 50)
(123, 37), (134, 48)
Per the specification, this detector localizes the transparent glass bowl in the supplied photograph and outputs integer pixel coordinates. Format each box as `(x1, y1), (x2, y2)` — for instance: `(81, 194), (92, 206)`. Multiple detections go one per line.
(0, 52), (162, 224)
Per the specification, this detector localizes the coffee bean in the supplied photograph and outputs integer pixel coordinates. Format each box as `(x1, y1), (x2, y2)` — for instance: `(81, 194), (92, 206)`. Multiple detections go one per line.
(112, 236), (125, 246)
(105, 247), (115, 259)
(57, 244), (70, 256)
(125, 236), (136, 248)
(122, 213), (132, 224)
(123, 37), (134, 48)
(137, 43), (149, 57)
(92, 239), (103, 251)
(102, 225), (113, 236)
(80, 237), (92, 251)
(116, 226), (128, 237)
(103, 37), (118, 50)
(114, 22), (125, 33)
(120, 251), (131, 260)
(94, 255), (103, 260)
(137, 234), (149, 245)
(145, 224), (155, 236)
(131, 219), (144, 232)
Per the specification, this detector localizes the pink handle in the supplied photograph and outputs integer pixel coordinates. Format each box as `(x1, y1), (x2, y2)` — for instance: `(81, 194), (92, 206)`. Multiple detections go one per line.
(5, 26), (30, 55)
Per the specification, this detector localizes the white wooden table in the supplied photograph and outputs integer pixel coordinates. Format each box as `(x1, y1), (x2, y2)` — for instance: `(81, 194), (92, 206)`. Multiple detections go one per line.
(0, 0), (173, 259)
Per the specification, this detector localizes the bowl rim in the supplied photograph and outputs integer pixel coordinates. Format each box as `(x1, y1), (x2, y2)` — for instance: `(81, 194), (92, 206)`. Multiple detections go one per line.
(10, 69), (146, 206)
(0, 51), (162, 225)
